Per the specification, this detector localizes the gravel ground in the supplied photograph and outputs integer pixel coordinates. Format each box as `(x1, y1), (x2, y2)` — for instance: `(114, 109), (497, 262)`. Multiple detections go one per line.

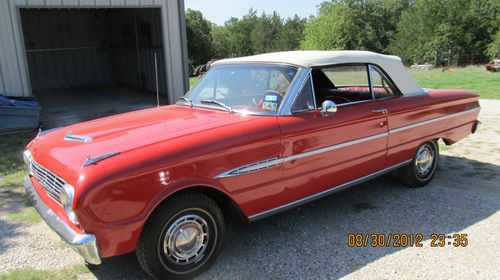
(1, 99), (498, 279)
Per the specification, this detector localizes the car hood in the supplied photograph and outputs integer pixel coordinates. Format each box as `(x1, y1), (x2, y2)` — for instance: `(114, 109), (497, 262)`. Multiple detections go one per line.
(28, 105), (251, 174)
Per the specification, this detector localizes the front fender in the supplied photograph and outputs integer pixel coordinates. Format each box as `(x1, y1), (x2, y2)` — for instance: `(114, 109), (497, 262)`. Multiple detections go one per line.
(76, 172), (236, 258)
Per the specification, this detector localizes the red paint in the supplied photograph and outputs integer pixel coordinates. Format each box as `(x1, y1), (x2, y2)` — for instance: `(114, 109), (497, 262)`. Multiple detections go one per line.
(26, 89), (479, 258)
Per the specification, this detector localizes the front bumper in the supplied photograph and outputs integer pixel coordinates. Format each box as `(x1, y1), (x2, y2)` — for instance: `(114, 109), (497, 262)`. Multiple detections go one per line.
(23, 176), (102, 264)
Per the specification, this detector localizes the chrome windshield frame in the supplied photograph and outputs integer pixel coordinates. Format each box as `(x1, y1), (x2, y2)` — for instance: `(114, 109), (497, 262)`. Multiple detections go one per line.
(177, 63), (310, 116)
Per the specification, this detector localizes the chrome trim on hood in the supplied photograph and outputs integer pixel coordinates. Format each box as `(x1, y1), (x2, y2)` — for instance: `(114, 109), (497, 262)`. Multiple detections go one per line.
(37, 127), (61, 138)
(64, 132), (93, 143)
(83, 151), (120, 167)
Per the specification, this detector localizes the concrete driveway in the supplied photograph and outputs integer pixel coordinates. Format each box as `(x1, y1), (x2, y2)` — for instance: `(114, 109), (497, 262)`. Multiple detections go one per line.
(1, 100), (498, 279)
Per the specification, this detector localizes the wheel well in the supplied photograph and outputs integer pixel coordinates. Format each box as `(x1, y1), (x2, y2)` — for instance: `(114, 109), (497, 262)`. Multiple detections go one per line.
(163, 186), (247, 223)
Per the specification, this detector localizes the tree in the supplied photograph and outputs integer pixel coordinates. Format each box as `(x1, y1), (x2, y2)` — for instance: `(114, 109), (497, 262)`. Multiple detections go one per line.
(277, 15), (307, 51)
(388, 0), (499, 64)
(488, 31), (500, 58)
(209, 9), (306, 58)
(251, 12), (282, 54)
(210, 24), (231, 59)
(301, 0), (411, 52)
(185, 9), (212, 66)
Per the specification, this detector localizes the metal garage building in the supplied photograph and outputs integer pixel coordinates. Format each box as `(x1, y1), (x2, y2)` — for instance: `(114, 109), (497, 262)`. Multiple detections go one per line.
(0, 0), (188, 106)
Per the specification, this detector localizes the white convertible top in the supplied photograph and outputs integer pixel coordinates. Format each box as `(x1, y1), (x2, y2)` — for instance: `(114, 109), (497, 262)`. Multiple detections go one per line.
(213, 50), (424, 96)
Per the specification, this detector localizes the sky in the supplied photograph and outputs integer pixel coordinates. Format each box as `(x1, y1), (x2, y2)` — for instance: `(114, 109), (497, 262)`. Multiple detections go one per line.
(184, 0), (325, 25)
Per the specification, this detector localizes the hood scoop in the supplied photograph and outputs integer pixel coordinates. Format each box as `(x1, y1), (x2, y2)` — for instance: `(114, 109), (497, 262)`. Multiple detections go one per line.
(64, 132), (93, 143)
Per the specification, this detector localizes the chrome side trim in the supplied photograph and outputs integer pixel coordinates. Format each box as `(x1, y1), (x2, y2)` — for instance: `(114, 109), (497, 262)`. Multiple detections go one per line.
(389, 107), (480, 134)
(336, 99), (371, 107)
(83, 151), (120, 167)
(64, 132), (93, 143)
(214, 132), (388, 178)
(283, 132), (388, 162)
(248, 160), (412, 222)
(215, 157), (283, 178)
(23, 176), (101, 264)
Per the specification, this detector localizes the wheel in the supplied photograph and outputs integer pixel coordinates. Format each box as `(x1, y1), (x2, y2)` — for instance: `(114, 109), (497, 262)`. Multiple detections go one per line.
(136, 192), (225, 280)
(401, 140), (439, 188)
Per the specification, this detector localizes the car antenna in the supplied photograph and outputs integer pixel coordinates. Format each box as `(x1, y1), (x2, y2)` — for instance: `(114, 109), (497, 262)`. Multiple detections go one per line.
(154, 52), (159, 107)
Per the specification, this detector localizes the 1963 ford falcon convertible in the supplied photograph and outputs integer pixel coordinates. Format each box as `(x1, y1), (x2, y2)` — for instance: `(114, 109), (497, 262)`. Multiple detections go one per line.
(23, 51), (480, 279)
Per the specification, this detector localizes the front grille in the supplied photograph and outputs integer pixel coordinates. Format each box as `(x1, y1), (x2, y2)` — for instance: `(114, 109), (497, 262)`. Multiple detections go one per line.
(29, 159), (65, 205)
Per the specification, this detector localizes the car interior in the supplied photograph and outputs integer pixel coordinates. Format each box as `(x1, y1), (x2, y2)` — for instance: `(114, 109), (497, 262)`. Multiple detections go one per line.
(311, 64), (399, 107)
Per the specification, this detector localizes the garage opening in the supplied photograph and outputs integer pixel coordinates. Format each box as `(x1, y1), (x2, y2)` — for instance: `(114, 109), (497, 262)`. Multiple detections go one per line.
(20, 8), (168, 128)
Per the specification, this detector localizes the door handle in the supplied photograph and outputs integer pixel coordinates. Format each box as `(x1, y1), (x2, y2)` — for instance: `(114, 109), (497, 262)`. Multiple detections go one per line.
(372, 108), (388, 114)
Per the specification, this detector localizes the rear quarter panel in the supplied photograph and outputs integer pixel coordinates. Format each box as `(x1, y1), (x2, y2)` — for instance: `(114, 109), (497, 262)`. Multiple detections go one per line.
(385, 89), (480, 166)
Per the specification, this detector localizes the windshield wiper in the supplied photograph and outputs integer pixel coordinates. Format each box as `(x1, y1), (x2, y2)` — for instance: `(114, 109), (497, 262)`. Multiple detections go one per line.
(200, 99), (233, 113)
(178, 96), (193, 107)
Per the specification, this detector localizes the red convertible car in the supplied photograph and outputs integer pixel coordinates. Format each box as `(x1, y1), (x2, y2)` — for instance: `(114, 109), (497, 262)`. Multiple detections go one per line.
(23, 51), (480, 279)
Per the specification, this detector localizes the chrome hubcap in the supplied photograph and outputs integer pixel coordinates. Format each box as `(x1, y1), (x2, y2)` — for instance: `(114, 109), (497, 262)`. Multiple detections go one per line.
(415, 144), (435, 177)
(163, 214), (209, 265)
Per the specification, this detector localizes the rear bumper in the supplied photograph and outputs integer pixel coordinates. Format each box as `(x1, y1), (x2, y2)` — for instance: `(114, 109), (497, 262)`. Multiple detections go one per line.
(23, 176), (102, 265)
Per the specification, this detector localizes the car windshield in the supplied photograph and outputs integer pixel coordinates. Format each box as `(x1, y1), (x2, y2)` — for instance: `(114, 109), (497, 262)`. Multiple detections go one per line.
(180, 64), (298, 115)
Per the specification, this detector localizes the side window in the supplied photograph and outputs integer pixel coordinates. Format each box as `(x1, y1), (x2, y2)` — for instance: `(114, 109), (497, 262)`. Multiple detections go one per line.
(369, 65), (397, 99)
(324, 65), (369, 88)
(291, 77), (315, 112)
(312, 65), (372, 105)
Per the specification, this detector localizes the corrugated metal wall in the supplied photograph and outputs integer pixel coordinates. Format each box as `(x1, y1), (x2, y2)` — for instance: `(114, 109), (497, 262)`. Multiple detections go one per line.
(21, 8), (167, 95)
(0, 0), (188, 104)
(107, 8), (167, 95)
(22, 10), (113, 90)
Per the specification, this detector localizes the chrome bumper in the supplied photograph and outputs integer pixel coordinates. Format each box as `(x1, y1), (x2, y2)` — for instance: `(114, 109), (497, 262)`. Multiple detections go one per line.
(23, 176), (102, 264)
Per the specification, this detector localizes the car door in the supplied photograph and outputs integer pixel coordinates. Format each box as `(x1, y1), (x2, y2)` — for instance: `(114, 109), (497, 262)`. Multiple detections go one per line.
(277, 65), (390, 205)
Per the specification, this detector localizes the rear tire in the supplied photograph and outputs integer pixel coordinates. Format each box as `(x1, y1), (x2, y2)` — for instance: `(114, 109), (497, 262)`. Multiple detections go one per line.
(136, 192), (225, 280)
(401, 140), (439, 188)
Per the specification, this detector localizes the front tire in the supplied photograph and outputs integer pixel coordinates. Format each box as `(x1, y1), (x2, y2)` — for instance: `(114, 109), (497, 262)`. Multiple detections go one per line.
(401, 140), (439, 188)
(137, 192), (225, 280)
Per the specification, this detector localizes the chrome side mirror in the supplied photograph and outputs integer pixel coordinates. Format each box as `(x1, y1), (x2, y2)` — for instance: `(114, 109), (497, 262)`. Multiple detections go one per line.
(320, 100), (337, 116)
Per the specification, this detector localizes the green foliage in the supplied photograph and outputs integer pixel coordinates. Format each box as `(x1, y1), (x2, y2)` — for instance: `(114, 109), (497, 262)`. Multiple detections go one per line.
(488, 31), (500, 58)
(277, 15), (307, 51)
(8, 207), (41, 225)
(302, 0), (411, 52)
(0, 265), (90, 280)
(388, 0), (499, 64)
(185, 9), (213, 66)
(186, 9), (306, 63)
(0, 133), (35, 203)
(186, 0), (499, 66)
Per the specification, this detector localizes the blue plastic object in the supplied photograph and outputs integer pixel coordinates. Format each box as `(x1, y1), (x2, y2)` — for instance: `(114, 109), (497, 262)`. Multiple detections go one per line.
(0, 94), (41, 134)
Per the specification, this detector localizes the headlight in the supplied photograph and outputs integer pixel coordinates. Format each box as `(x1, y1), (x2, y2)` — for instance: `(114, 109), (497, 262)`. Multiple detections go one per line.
(60, 184), (78, 224)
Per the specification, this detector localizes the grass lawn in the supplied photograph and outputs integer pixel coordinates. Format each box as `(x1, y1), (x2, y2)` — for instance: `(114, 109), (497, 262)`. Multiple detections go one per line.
(189, 66), (499, 99)
(0, 132), (41, 224)
(410, 66), (499, 100)
(0, 265), (90, 280)
(189, 77), (200, 89)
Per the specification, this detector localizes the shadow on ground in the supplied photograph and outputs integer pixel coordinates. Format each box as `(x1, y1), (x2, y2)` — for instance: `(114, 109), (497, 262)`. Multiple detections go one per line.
(76, 155), (500, 279)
